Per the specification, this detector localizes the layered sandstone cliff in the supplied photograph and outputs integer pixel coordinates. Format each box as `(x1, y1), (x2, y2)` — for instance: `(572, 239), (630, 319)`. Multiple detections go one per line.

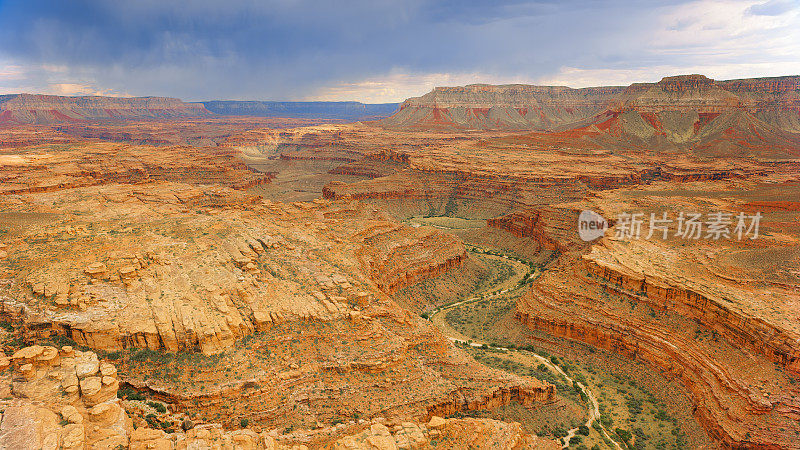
(380, 74), (800, 136)
(0, 345), (559, 449)
(0, 94), (211, 125)
(0, 141), (269, 194)
(513, 179), (800, 449)
(382, 84), (623, 130)
(0, 138), (558, 434)
(0, 345), (130, 449)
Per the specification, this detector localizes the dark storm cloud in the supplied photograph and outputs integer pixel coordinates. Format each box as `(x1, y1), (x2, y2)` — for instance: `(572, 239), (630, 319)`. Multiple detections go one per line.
(0, 0), (797, 100)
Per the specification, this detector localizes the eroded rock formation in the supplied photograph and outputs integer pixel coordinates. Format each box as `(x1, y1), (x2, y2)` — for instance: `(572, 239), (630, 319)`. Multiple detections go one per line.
(0, 94), (211, 125)
(0, 346), (559, 449)
(380, 74), (800, 136)
(514, 179), (800, 449)
(0, 138), (558, 436)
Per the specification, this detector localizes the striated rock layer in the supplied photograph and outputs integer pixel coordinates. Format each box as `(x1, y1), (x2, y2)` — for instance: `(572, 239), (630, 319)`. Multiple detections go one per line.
(0, 137), (557, 433)
(0, 346), (559, 449)
(0, 94), (211, 125)
(381, 74), (800, 134)
(0, 141), (270, 194)
(0, 183), (558, 434)
(382, 84), (623, 130)
(514, 179), (800, 449)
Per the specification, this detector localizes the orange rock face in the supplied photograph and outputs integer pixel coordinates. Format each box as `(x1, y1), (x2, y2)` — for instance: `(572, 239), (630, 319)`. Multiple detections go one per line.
(220, 75), (800, 448)
(0, 141), (270, 194)
(3, 72), (800, 449)
(0, 131), (559, 446)
(513, 180), (800, 449)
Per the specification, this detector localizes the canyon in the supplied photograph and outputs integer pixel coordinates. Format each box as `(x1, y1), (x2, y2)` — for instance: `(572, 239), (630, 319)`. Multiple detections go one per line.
(225, 74), (800, 448)
(1, 73), (799, 449)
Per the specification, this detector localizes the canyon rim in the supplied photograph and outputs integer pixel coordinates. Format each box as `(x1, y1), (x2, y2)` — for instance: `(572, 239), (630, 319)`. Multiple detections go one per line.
(1, 1), (800, 449)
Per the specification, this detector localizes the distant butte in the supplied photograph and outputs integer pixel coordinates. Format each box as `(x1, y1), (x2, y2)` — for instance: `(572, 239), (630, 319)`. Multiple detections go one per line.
(381, 74), (800, 133)
(0, 94), (211, 125)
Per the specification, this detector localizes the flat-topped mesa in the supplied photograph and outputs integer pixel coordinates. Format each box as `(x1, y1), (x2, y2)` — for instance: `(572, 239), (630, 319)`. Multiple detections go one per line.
(616, 74), (742, 112)
(401, 84), (624, 108)
(718, 75), (800, 94)
(201, 100), (399, 121)
(656, 74), (717, 92)
(0, 93), (212, 125)
(615, 74), (800, 112)
(382, 74), (800, 131)
(383, 83), (622, 130)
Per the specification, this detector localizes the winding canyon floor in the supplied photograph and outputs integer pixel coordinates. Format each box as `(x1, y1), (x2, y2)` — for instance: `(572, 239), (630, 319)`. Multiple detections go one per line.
(1, 117), (799, 449)
(228, 122), (800, 448)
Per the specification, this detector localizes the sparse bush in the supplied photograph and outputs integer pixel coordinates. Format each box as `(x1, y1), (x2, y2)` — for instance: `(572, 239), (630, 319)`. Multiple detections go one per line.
(145, 413), (159, 428)
(117, 387), (145, 401)
(146, 401), (167, 414)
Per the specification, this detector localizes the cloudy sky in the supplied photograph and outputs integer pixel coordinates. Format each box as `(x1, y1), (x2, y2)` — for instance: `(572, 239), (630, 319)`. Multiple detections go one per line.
(0, 0), (798, 102)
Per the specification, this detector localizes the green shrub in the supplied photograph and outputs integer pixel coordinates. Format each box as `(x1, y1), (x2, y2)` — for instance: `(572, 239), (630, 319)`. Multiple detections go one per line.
(117, 387), (146, 401)
(240, 418), (249, 428)
(146, 401), (167, 414)
(145, 413), (158, 428)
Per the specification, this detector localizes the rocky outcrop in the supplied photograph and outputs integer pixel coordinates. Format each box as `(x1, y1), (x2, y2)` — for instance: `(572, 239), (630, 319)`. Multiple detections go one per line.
(381, 84), (623, 130)
(424, 383), (555, 419)
(0, 94), (211, 125)
(380, 74), (800, 133)
(0, 345), (130, 449)
(331, 417), (560, 449)
(356, 223), (468, 293)
(0, 183), (471, 355)
(0, 346), (558, 449)
(486, 207), (589, 252)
